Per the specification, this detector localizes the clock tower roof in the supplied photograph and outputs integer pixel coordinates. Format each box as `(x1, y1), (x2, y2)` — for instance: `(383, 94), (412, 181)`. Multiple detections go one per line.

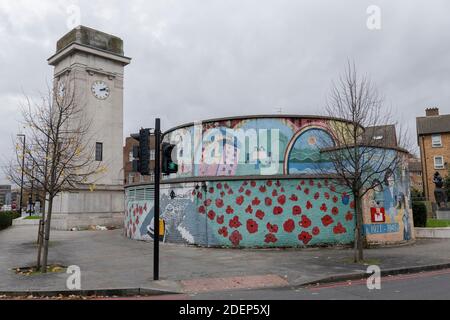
(48, 26), (131, 66)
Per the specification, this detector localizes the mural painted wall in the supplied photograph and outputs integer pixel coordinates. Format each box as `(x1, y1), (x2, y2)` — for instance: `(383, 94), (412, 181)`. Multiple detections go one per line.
(125, 116), (414, 247)
(362, 157), (415, 244)
(163, 117), (343, 179)
(125, 179), (355, 247)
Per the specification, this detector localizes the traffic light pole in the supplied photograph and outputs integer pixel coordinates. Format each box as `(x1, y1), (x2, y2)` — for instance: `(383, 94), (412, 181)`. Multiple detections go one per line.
(153, 118), (161, 281)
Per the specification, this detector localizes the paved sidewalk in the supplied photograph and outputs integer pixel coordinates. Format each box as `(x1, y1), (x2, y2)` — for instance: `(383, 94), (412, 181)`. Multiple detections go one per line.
(1, 225), (450, 293)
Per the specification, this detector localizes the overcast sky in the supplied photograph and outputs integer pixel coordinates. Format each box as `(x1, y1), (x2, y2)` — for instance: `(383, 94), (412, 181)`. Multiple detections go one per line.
(1, 0), (449, 183)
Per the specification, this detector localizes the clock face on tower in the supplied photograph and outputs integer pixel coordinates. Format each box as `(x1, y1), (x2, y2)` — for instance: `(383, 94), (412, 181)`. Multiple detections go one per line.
(91, 80), (110, 100)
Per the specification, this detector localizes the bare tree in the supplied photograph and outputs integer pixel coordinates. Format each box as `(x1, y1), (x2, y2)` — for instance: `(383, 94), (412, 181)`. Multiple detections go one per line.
(320, 62), (410, 262)
(6, 78), (104, 272)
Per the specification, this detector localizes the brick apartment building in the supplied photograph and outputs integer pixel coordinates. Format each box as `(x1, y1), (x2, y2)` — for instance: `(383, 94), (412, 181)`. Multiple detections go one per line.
(408, 157), (423, 194)
(416, 108), (450, 202)
(123, 134), (156, 185)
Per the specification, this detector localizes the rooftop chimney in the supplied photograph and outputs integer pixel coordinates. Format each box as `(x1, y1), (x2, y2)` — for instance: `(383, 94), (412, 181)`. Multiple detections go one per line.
(425, 107), (439, 116)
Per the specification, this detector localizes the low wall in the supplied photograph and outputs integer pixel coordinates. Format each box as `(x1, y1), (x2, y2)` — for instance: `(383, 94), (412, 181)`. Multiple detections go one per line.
(415, 227), (450, 239)
(12, 217), (40, 226)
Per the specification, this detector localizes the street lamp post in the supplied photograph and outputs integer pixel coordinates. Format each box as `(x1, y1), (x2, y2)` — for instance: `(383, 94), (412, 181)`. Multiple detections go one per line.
(17, 134), (26, 217)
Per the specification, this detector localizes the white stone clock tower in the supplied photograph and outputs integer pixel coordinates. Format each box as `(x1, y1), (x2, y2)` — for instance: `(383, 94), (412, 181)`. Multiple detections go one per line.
(48, 26), (131, 230)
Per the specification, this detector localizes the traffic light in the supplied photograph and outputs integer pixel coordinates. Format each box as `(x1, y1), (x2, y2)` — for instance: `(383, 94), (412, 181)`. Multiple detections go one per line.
(161, 142), (178, 174)
(130, 128), (151, 176)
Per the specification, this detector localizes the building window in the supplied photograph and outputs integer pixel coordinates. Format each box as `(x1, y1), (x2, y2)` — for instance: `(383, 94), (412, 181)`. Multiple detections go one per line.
(128, 173), (135, 184)
(434, 156), (444, 169)
(431, 134), (442, 147)
(95, 142), (103, 161)
(129, 151), (133, 162)
(150, 150), (155, 160)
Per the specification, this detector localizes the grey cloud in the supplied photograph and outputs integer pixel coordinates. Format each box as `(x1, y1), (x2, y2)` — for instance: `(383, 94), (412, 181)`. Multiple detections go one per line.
(1, 0), (449, 183)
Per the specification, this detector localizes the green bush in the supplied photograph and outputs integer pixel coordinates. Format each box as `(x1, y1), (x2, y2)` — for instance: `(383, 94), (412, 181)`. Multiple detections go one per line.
(0, 211), (20, 231)
(412, 202), (427, 227)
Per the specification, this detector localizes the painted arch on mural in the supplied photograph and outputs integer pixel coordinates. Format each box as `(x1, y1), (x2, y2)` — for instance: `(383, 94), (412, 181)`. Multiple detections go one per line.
(285, 127), (335, 174)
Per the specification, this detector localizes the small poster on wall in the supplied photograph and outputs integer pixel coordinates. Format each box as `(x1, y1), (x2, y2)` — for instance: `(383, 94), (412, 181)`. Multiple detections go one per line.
(371, 207), (386, 223)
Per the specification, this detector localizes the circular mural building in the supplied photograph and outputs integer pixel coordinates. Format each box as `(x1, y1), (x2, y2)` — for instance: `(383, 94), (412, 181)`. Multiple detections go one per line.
(125, 115), (414, 248)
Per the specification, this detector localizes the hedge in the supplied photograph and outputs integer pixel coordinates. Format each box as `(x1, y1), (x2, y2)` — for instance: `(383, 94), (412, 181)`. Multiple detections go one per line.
(0, 211), (20, 231)
(412, 202), (427, 228)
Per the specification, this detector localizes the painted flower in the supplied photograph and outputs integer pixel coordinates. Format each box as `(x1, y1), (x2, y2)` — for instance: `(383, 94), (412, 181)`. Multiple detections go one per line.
(259, 185), (267, 193)
(283, 219), (295, 233)
(264, 233), (278, 244)
(266, 223), (279, 233)
(332, 196), (338, 203)
(198, 206), (206, 214)
(245, 205), (253, 214)
(290, 194), (298, 201)
(209, 187), (214, 194)
(273, 206), (283, 215)
(256, 210), (265, 220)
(229, 216), (242, 228)
(299, 215), (312, 228)
(218, 226), (228, 237)
(298, 231), (312, 245)
(324, 192), (330, 200)
(342, 193), (350, 205)
(293, 205), (302, 215)
(309, 180), (314, 186)
(331, 207), (339, 216)
(306, 201), (313, 210)
(350, 201), (355, 209)
(312, 226), (320, 236)
(245, 189), (252, 197)
(345, 211), (354, 221)
(320, 203), (328, 212)
(333, 222), (347, 234)
(321, 215), (334, 227)
(314, 192), (320, 200)
(204, 199), (212, 207)
(226, 206), (234, 215)
(229, 230), (243, 246)
(277, 195), (286, 205)
(207, 210), (216, 220)
(246, 219), (259, 234)
(272, 189), (278, 197)
(252, 197), (261, 206)
(304, 188), (310, 195)
(265, 197), (273, 206)
(236, 195), (244, 206)
(217, 183), (222, 189)
(266, 180), (273, 187)
(216, 215), (224, 225)
(251, 181), (257, 187)
(215, 199), (224, 208)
